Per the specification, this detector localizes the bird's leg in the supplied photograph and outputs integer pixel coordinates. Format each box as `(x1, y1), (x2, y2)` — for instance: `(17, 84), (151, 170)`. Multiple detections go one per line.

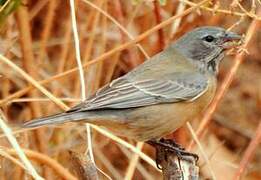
(146, 138), (198, 169)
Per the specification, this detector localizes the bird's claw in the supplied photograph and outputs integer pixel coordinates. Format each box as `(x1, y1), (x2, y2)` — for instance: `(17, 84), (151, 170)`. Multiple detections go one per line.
(147, 138), (199, 169)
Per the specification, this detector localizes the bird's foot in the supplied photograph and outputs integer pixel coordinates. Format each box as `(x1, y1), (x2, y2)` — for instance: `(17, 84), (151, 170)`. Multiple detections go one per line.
(147, 138), (198, 169)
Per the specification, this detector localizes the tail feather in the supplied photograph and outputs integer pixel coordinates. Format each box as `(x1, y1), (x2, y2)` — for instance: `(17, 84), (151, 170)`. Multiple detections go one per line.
(23, 112), (87, 128)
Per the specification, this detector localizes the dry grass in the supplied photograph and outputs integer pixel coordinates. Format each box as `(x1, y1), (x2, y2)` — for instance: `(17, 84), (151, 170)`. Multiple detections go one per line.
(0, 0), (260, 179)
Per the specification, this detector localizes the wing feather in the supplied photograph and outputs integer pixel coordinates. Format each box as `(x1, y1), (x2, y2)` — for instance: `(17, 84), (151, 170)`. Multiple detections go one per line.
(68, 72), (208, 112)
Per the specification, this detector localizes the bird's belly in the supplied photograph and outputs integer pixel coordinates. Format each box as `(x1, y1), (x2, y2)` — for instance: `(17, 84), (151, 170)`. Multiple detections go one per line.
(122, 104), (205, 141)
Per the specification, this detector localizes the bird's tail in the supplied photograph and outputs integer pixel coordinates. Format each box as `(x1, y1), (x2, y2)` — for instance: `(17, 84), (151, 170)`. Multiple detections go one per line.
(22, 111), (88, 128)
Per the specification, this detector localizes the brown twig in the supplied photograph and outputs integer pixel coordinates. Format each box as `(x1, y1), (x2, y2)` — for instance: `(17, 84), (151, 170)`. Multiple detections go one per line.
(153, 0), (165, 51)
(16, 1), (49, 177)
(46, 15), (72, 113)
(29, 0), (49, 20)
(37, 0), (57, 66)
(36, 1), (57, 178)
(181, 0), (261, 20)
(69, 150), (99, 180)
(81, 0), (103, 97)
(233, 121), (261, 180)
(7, 148), (77, 180)
(112, 0), (142, 68)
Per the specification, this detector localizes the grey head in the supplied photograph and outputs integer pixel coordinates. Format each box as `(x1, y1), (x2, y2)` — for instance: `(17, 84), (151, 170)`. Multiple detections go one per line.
(172, 26), (241, 74)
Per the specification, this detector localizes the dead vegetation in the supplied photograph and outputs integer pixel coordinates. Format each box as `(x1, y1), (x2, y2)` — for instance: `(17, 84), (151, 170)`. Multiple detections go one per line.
(0, 0), (260, 179)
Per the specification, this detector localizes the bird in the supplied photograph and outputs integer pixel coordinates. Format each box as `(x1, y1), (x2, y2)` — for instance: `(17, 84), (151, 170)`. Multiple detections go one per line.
(23, 26), (241, 158)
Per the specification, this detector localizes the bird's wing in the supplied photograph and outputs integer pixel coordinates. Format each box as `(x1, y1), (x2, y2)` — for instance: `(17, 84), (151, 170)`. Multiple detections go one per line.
(68, 72), (208, 112)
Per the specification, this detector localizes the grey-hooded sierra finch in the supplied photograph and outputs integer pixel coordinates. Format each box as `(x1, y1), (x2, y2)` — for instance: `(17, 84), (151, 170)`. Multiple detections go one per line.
(23, 26), (241, 161)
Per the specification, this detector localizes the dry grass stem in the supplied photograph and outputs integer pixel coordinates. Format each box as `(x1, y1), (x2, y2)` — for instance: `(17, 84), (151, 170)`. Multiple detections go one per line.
(233, 121), (261, 180)
(0, 111), (43, 180)
(7, 148), (77, 180)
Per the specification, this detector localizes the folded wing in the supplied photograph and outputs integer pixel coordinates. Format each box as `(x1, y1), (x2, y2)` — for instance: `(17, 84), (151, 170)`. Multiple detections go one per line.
(68, 72), (208, 112)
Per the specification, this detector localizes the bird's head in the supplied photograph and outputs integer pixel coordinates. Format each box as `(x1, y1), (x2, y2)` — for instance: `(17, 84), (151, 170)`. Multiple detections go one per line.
(173, 26), (242, 74)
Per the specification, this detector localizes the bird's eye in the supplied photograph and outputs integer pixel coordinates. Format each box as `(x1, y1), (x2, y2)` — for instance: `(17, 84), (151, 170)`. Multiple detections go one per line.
(203, 35), (215, 42)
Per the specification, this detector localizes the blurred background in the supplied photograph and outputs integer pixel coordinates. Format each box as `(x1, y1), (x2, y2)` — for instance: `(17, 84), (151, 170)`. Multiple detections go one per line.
(0, 0), (260, 179)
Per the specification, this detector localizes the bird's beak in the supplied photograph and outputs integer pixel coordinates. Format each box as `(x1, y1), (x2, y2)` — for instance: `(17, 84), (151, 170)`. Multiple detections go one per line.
(221, 31), (242, 49)
(224, 31), (242, 41)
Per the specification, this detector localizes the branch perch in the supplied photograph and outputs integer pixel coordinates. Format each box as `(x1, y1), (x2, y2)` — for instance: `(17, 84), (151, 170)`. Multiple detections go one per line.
(157, 145), (199, 180)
